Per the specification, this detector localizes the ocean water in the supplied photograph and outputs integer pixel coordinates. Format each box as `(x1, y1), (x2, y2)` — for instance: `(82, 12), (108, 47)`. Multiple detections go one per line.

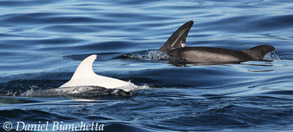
(0, 0), (293, 131)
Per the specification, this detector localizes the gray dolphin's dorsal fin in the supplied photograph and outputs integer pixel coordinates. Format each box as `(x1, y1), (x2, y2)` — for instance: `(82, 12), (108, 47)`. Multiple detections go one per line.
(242, 45), (275, 60)
(59, 54), (129, 88)
(159, 20), (194, 52)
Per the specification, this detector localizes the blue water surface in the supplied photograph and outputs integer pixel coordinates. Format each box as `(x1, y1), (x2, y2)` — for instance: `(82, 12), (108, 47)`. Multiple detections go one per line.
(0, 0), (293, 131)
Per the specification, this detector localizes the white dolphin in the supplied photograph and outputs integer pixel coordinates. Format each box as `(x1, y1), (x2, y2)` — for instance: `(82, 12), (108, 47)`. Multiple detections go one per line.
(60, 54), (131, 90)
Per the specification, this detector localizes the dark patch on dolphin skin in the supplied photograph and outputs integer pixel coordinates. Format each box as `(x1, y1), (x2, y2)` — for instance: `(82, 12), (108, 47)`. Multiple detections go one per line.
(22, 86), (132, 98)
(160, 20), (275, 63)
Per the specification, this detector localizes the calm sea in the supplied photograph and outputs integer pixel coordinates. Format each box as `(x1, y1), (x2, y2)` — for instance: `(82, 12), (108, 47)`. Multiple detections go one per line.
(0, 0), (293, 131)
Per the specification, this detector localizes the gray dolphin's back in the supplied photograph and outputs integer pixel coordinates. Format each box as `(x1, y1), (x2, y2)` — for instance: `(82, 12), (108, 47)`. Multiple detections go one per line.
(168, 45), (275, 63)
(168, 47), (248, 62)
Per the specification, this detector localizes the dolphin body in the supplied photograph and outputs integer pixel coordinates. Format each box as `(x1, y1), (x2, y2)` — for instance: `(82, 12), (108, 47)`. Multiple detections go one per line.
(160, 21), (275, 63)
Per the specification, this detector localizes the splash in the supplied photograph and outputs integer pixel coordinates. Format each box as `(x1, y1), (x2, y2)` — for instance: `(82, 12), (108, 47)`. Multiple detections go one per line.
(264, 51), (280, 61)
(128, 50), (169, 61)
(118, 81), (149, 92)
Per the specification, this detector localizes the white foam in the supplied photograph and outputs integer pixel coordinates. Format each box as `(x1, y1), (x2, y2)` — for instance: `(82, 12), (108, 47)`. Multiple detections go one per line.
(128, 50), (169, 60)
(264, 51), (280, 61)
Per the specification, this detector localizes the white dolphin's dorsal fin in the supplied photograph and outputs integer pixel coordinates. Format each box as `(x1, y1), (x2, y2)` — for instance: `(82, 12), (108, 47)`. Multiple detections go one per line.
(71, 54), (97, 80)
(60, 54), (129, 89)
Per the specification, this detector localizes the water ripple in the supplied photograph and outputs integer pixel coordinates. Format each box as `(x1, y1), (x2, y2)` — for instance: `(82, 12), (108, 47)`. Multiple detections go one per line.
(0, 0), (293, 131)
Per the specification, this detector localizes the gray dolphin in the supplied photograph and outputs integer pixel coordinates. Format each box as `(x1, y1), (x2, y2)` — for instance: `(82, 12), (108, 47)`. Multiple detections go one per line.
(160, 21), (275, 63)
